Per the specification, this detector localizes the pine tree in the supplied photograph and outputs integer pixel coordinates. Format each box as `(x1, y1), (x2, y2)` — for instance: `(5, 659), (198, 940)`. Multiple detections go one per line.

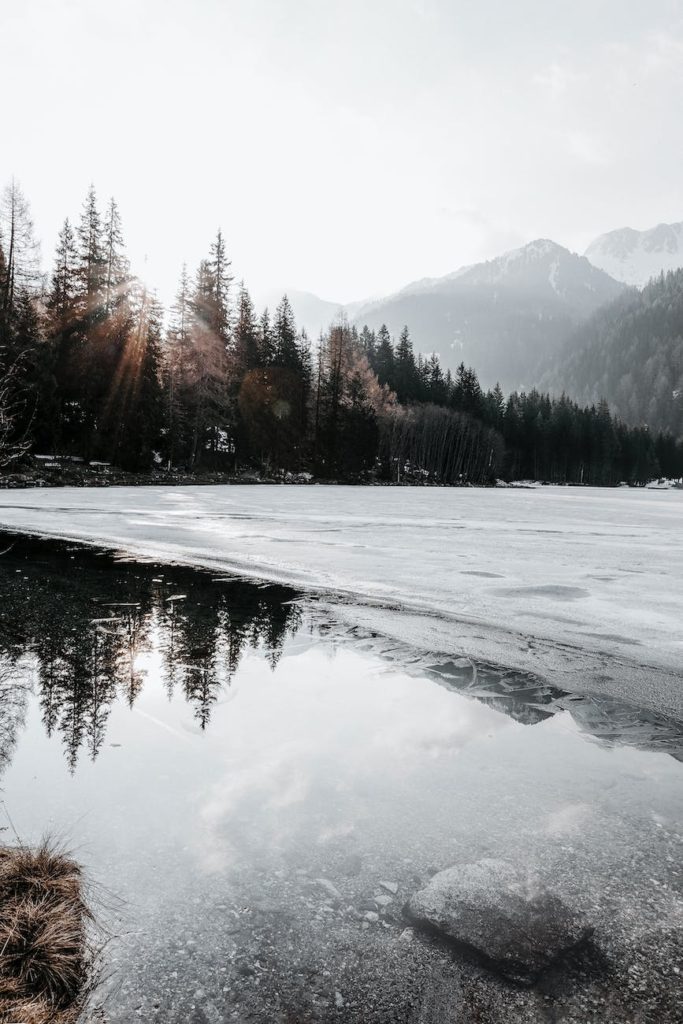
(164, 263), (194, 465)
(44, 218), (89, 454)
(187, 256), (232, 467)
(102, 197), (129, 313)
(258, 307), (275, 365)
(234, 283), (260, 374)
(485, 382), (505, 429)
(452, 362), (483, 417)
(273, 295), (300, 369)
(206, 228), (233, 343)
(123, 287), (164, 469)
(426, 353), (447, 405)
(374, 324), (395, 389)
(359, 325), (376, 362)
(298, 327), (313, 389)
(99, 282), (164, 469)
(46, 219), (79, 327)
(76, 185), (105, 309)
(394, 325), (419, 402)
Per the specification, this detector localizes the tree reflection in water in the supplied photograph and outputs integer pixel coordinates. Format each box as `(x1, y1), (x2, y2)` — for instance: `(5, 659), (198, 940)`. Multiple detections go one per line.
(0, 535), (302, 771)
(1, 533), (681, 777)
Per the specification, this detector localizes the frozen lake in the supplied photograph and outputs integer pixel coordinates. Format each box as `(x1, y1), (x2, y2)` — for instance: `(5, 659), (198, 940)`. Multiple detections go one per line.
(0, 484), (681, 713)
(0, 536), (681, 1023)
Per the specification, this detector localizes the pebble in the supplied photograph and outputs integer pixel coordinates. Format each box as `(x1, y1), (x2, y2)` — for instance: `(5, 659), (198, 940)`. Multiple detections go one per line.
(315, 877), (342, 900)
(379, 881), (399, 895)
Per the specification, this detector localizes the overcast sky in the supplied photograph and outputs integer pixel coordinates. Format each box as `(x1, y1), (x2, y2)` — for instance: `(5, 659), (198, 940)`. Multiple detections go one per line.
(2, 0), (683, 305)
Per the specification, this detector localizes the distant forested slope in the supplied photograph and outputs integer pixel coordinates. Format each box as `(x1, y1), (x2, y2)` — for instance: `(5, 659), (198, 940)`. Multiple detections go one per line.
(541, 271), (683, 439)
(351, 240), (624, 392)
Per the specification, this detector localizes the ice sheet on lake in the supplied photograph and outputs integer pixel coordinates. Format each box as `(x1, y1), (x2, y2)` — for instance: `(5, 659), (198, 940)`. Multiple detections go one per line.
(0, 484), (681, 713)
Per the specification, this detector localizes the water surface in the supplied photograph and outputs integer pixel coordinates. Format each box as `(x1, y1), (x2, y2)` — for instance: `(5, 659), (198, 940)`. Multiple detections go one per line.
(0, 536), (681, 1022)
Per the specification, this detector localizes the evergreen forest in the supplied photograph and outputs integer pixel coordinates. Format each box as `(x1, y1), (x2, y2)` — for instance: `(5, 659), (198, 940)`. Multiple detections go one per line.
(1, 181), (681, 486)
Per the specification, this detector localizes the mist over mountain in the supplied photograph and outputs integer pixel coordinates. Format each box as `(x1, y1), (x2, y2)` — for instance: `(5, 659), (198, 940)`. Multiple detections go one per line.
(540, 269), (683, 439)
(262, 226), (683, 421)
(585, 221), (683, 287)
(274, 240), (624, 393)
(253, 288), (344, 340)
(348, 240), (624, 392)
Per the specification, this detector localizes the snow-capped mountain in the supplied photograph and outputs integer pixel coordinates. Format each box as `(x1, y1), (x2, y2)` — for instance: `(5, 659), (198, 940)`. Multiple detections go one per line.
(585, 222), (683, 287)
(349, 240), (624, 391)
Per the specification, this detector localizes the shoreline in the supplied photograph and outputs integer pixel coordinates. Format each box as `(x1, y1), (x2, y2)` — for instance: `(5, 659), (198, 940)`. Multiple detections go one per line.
(1, 466), (676, 491)
(0, 484), (680, 719)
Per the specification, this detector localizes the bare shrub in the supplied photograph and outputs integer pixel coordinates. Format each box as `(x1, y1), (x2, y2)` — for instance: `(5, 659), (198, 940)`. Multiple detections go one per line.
(0, 841), (99, 1024)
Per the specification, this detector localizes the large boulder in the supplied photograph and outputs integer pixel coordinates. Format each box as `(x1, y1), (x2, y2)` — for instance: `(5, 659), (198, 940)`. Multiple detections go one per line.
(407, 858), (592, 985)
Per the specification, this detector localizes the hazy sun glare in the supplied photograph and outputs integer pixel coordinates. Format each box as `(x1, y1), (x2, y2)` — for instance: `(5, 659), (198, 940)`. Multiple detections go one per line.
(2, 0), (683, 305)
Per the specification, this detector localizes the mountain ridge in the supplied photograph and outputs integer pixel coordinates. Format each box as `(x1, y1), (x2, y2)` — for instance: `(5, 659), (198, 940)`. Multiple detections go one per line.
(346, 239), (625, 391)
(280, 238), (625, 391)
(585, 221), (683, 287)
(538, 268), (683, 439)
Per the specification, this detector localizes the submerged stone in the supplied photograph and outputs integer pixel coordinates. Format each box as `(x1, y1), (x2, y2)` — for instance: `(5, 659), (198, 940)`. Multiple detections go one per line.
(379, 880), (399, 894)
(314, 877), (342, 900)
(407, 858), (592, 984)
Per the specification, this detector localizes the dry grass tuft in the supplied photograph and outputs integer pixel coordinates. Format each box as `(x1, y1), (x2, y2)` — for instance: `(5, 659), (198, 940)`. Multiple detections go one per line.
(0, 842), (96, 1024)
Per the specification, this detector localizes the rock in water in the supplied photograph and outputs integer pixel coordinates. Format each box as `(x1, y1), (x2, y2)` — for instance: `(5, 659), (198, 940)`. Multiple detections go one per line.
(314, 877), (342, 900)
(407, 858), (592, 985)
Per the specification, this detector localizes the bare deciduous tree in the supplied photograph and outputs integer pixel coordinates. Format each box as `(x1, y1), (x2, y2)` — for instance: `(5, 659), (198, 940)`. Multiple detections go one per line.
(0, 357), (31, 467)
(0, 179), (41, 313)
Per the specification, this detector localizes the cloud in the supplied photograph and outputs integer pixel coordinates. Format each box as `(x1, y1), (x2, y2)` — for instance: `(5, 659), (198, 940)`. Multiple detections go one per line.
(532, 62), (586, 100)
(641, 30), (683, 75)
(191, 647), (513, 874)
(436, 207), (526, 262)
(564, 130), (611, 166)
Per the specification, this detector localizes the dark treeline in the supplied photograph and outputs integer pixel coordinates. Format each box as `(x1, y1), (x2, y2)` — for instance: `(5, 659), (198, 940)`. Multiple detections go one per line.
(1, 180), (681, 485)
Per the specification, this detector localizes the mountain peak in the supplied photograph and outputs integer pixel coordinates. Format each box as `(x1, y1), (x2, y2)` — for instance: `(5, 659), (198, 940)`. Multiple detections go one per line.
(347, 236), (623, 393)
(517, 238), (565, 256)
(585, 220), (683, 285)
(453, 238), (618, 300)
(473, 238), (566, 275)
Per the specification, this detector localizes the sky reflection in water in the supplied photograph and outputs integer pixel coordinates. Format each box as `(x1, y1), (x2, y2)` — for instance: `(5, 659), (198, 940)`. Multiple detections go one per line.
(0, 536), (682, 1020)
